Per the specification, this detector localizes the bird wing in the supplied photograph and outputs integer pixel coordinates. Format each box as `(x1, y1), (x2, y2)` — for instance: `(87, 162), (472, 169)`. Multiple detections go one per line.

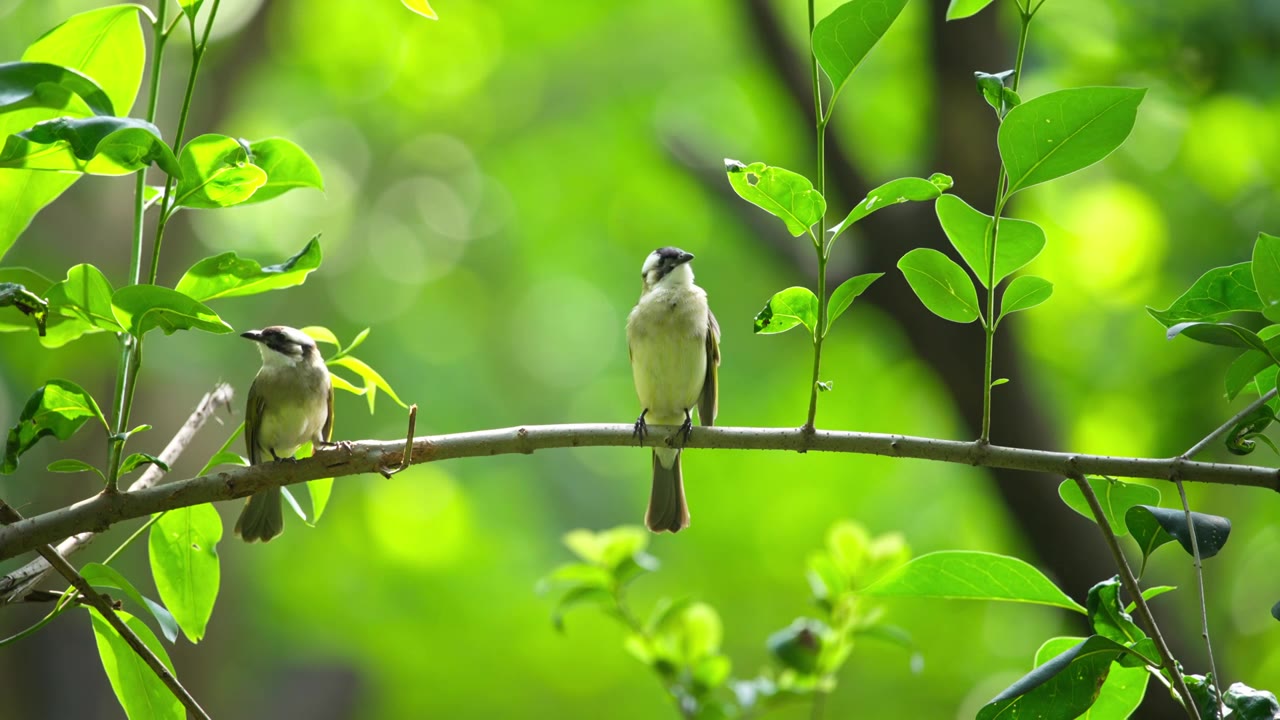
(245, 377), (266, 465)
(698, 308), (720, 426)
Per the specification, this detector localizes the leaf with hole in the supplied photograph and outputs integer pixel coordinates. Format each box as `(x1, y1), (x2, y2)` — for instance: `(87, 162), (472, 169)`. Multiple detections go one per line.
(148, 503), (222, 643)
(175, 235), (321, 302)
(1057, 476), (1160, 537)
(812, 0), (909, 109)
(998, 87), (1146, 195)
(0, 116), (179, 176)
(897, 248), (981, 323)
(861, 550), (1085, 613)
(978, 635), (1133, 720)
(1125, 505), (1231, 569)
(3, 379), (106, 474)
(825, 273), (882, 334)
(111, 285), (233, 337)
(173, 134), (268, 209)
(725, 160), (825, 237)
(1031, 636), (1150, 719)
(998, 275), (1053, 324)
(935, 194), (1046, 287)
(87, 608), (183, 720)
(754, 286), (819, 336)
(0, 61), (114, 116)
(1147, 262), (1262, 328)
(829, 175), (951, 241)
(80, 562), (179, 644)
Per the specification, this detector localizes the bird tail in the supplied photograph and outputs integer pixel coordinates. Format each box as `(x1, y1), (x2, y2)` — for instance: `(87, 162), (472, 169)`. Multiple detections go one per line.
(235, 490), (284, 542)
(646, 448), (689, 533)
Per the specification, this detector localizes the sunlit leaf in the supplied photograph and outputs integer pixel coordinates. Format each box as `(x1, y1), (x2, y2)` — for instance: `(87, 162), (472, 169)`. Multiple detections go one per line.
(978, 635), (1132, 720)
(861, 550), (1086, 613)
(175, 235), (321, 302)
(402, 0), (438, 19)
(946, 0), (996, 21)
(47, 458), (103, 479)
(329, 356), (406, 412)
(1147, 262), (1262, 327)
(812, 0), (909, 108)
(3, 379), (107, 474)
(1057, 476), (1160, 536)
(173, 134), (267, 209)
(1032, 636), (1150, 720)
(0, 116), (180, 176)
(80, 562), (179, 644)
(754, 286), (819, 336)
(241, 138), (323, 204)
(934, 194), (1046, 288)
(725, 160), (825, 237)
(897, 248), (981, 323)
(998, 275), (1053, 324)
(826, 273), (883, 333)
(829, 174), (951, 240)
(87, 608), (182, 720)
(120, 453), (168, 476)
(148, 503), (222, 643)
(111, 285), (233, 337)
(301, 325), (340, 347)
(0, 61), (114, 116)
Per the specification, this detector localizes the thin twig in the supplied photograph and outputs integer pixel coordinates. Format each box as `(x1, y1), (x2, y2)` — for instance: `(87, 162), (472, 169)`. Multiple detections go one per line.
(0, 502), (210, 720)
(0, 384), (234, 603)
(1183, 388), (1277, 460)
(378, 404), (418, 478)
(1068, 474), (1201, 719)
(1, 423), (1278, 563)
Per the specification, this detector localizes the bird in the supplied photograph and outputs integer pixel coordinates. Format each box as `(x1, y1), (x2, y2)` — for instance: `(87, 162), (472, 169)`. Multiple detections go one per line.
(626, 247), (720, 533)
(235, 326), (333, 543)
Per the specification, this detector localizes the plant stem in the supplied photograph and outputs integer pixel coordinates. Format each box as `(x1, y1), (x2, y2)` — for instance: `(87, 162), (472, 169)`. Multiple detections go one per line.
(804, 0), (828, 432)
(1068, 475), (1201, 719)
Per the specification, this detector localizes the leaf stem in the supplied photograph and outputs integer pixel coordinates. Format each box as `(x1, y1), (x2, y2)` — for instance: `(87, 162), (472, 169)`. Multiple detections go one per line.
(804, 0), (828, 433)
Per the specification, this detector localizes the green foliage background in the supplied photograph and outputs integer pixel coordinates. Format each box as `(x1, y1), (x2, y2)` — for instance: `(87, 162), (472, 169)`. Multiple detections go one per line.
(1, 0), (1279, 716)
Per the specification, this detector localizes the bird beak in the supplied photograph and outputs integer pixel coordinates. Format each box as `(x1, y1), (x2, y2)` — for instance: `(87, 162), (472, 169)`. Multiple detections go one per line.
(240, 330), (263, 342)
(676, 251), (695, 265)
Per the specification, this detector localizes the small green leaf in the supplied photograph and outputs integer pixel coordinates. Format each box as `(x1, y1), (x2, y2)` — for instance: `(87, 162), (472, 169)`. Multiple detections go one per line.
(198, 450), (246, 474)
(861, 550), (1086, 613)
(0, 61), (114, 116)
(0, 116), (180, 176)
(1032, 636), (1150, 719)
(174, 235), (322, 302)
(1252, 232), (1280, 323)
(999, 87), (1147, 195)
(812, 0), (909, 108)
(829, 176), (949, 240)
(1224, 683), (1280, 720)
(946, 0), (996, 21)
(991, 378), (1009, 387)
(1225, 404), (1275, 455)
(111, 285), (233, 337)
(1167, 321), (1274, 358)
(825, 273), (883, 333)
(1147, 262), (1262, 328)
(978, 636), (1132, 720)
(1225, 347), (1276, 401)
(754, 286), (819, 336)
(401, 0), (438, 19)
(768, 617), (830, 674)
(120, 452), (168, 476)
(334, 327), (371, 360)
(3, 379), (107, 474)
(41, 263), (123, 348)
(935, 194), (1046, 287)
(301, 325), (340, 347)
(725, 160), (825, 237)
(47, 458), (104, 479)
(173, 134), (268, 209)
(87, 608), (183, 720)
(240, 137), (323, 204)
(329, 355), (406, 412)
(148, 503), (222, 643)
(1126, 585), (1176, 613)
(897, 248), (981, 324)
(549, 586), (612, 633)
(1057, 476), (1160, 537)
(974, 70), (1017, 115)
(1186, 675), (1225, 720)
(1124, 505), (1231, 562)
(79, 562), (179, 644)
(1085, 577), (1145, 644)
(178, 0), (204, 22)
(998, 275), (1053, 324)
(307, 478), (333, 523)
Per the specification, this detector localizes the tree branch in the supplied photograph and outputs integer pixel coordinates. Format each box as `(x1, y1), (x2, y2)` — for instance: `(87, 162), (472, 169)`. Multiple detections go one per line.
(0, 424), (1275, 562)
(0, 384), (234, 603)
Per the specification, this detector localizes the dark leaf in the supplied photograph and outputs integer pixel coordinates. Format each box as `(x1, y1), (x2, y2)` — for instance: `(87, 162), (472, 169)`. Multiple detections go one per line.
(0, 281), (48, 334)
(1167, 321), (1275, 359)
(119, 452), (168, 475)
(767, 617), (829, 675)
(1085, 577), (1145, 644)
(1224, 682), (1280, 720)
(240, 137), (323, 204)
(977, 636), (1131, 720)
(0, 61), (114, 116)
(1125, 505), (1231, 565)
(0, 115), (180, 176)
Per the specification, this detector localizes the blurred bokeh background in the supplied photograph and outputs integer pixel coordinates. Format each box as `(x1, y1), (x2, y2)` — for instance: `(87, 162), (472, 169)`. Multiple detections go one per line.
(1, 0), (1279, 717)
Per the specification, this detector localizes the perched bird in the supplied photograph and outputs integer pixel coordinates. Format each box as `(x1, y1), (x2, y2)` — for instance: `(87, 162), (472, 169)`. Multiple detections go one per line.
(626, 247), (720, 533)
(235, 326), (333, 543)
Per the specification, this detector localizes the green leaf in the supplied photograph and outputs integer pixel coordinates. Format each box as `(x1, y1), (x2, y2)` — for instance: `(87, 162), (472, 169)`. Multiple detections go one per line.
(1057, 476), (1160, 537)
(111, 285), (233, 337)
(301, 325), (340, 347)
(946, 0), (996, 20)
(1085, 577), (1145, 645)
(329, 355), (406, 412)
(148, 503), (222, 644)
(998, 275), (1053, 324)
(173, 134), (268, 209)
(1146, 262), (1262, 327)
(0, 281), (49, 335)
(725, 160), (825, 237)
(3, 379), (107, 474)
(978, 636), (1132, 720)
(178, 0), (204, 21)
(47, 458), (104, 479)
(0, 61), (114, 116)
(241, 137), (323, 204)
(307, 478), (334, 523)
(1252, 233), (1280, 323)
(1166, 321), (1275, 358)
(826, 273), (883, 333)
(829, 175), (950, 240)
(0, 4), (146, 259)
(549, 586), (613, 633)
(1225, 404), (1276, 456)
(38, 262), (123, 348)
(1032, 636), (1150, 719)
(402, 0), (438, 19)
(1225, 348), (1276, 401)
(811, 0), (909, 108)
(335, 327), (371, 360)
(768, 617), (830, 675)
(998, 87), (1146, 195)
(0, 116), (179, 176)
(754, 286), (819, 336)
(120, 453), (168, 476)
(1126, 585), (1176, 613)
(87, 608), (183, 720)
(79, 562), (179, 644)
(175, 235), (322, 302)
(861, 550), (1086, 613)
(897, 248), (981, 323)
(934, 194), (1047, 287)
(975, 70), (1017, 115)
(1224, 683), (1280, 720)
(1124, 505), (1231, 562)
(537, 562), (613, 593)
(1186, 675), (1225, 720)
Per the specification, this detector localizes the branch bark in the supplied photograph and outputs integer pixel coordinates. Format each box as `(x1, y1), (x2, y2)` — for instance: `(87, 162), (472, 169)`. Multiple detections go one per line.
(0, 423), (1275, 562)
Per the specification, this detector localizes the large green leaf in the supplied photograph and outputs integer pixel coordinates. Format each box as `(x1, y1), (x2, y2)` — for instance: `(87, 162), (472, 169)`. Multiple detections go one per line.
(39, 263), (124, 348)
(998, 87), (1146, 194)
(173, 134), (268, 209)
(998, 275), (1053, 324)
(1057, 476), (1160, 537)
(1251, 233), (1280, 323)
(725, 160), (825, 237)
(897, 248), (981, 323)
(86, 608), (183, 720)
(0, 116), (179, 176)
(1033, 636), (1150, 719)
(826, 273), (883, 333)
(860, 550), (1086, 613)
(754, 286), (819, 336)
(978, 636), (1132, 720)
(1147, 262), (1262, 327)
(80, 562), (179, 644)
(111, 285), (233, 337)
(0, 4), (146, 259)
(241, 137), (324, 204)
(3, 379), (107, 474)
(934, 194), (1047, 287)
(175, 236), (322, 302)
(811, 0), (909, 108)
(0, 61), (114, 116)
(148, 504), (222, 643)
(828, 173), (952, 241)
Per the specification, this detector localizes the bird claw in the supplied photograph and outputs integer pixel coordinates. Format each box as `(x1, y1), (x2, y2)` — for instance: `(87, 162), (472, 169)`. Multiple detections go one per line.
(676, 409), (693, 447)
(632, 410), (649, 445)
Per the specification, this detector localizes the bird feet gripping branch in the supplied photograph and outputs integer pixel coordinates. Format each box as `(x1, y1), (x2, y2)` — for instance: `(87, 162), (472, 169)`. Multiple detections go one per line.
(676, 408), (694, 447)
(633, 409), (649, 445)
